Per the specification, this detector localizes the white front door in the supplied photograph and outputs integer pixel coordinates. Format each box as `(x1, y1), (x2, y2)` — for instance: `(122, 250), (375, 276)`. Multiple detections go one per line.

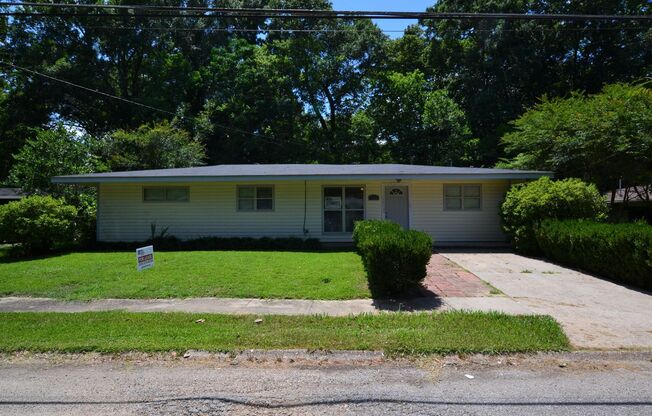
(384, 186), (409, 229)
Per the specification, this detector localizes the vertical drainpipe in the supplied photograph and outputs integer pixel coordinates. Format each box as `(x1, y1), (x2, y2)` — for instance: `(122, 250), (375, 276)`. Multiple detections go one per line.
(95, 184), (100, 243)
(303, 180), (308, 237)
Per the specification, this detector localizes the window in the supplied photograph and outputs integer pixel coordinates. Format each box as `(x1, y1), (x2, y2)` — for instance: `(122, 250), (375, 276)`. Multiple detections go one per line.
(238, 186), (274, 211)
(323, 186), (364, 233)
(143, 187), (189, 202)
(444, 185), (481, 210)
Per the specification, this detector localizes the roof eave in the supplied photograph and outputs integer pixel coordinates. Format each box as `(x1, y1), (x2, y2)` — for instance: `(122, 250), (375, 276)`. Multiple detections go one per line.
(52, 172), (552, 184)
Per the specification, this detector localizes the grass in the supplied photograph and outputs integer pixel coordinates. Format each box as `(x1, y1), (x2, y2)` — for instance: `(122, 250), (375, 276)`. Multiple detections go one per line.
(0, 250), (369, 300)
(0, 311), (569, 355)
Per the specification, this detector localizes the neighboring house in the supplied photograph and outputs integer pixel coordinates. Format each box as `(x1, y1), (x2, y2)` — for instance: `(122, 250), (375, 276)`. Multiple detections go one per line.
(605, 186), (652, 223)
(52, 164), (550, 245)
(0, 188), (24, 205)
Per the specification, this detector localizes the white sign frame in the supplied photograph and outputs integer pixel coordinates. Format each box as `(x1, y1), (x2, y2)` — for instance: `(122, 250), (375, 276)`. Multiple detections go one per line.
(136, 245), (154, 271)
(324, 196), (342, 210)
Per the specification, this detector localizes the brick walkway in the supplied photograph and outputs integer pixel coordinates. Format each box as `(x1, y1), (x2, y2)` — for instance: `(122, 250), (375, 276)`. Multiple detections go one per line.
(423, 254), (492, 297)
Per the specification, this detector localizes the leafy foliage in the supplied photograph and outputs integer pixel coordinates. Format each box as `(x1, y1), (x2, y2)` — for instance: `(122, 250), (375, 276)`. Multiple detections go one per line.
(0, 0), (649, 179)
(535, 220), (652, 290)
(499, 84), (652, 196)
(0, 196), (77, 254)
(365, 71), (479, 165)
(500, 177), (608, 254)
(7, 125), (99, 198)
(354, 220), (433, 297)
(97, 122), (205, 171)
(424, 0), (652, 164)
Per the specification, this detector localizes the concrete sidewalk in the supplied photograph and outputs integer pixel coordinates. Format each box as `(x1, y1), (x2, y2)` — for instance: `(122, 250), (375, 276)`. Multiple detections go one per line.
(0, 295), (532, 316)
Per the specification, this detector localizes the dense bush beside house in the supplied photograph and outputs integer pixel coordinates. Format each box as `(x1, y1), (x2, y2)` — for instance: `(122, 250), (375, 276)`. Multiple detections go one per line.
(500, 177), (608, 254)
(0, 196), (77, 254)
(535, 220), (652, 291)
(354, 220), (433, 297)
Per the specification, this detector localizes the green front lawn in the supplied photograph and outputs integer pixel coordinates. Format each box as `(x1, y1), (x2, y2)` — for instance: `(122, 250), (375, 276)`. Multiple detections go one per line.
(0, 311), (569, 355)
(0, 251), (369, 300)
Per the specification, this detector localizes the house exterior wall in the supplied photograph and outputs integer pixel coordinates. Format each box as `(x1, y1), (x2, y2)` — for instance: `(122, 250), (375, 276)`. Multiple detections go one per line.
(97, 179), (510, 244)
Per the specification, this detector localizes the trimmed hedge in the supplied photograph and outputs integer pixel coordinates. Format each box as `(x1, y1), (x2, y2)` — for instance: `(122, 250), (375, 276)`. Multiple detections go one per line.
(90, 236), (322, 252)
(352, 219), (402, 248)
(354, 220), (433, 296)
(535, 219), (652, 290)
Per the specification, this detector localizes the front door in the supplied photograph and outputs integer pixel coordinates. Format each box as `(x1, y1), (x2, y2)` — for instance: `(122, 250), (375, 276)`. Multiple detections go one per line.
(384, 186), (409, 228)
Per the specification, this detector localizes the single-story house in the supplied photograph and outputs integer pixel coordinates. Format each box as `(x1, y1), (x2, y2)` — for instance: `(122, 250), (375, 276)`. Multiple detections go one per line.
(52, 164), (550, 245)
(0, 188), (25, 205)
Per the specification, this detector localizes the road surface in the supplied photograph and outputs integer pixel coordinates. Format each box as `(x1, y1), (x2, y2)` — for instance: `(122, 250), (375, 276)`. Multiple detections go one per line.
(0, 351), (650, 415)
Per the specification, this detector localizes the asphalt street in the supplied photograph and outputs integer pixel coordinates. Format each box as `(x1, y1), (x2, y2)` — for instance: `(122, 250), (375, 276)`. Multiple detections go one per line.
(0, 351), (650, 415)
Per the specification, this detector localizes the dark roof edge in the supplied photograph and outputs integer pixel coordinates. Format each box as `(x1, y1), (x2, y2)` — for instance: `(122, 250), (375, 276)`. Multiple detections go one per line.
(53, 172), (552, 184)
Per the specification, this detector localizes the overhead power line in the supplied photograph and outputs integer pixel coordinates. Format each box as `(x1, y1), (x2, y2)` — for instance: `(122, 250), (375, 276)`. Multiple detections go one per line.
(79, 25), (649, 35)
(0, 60), (303, 147)
(0, 2), (651, 21)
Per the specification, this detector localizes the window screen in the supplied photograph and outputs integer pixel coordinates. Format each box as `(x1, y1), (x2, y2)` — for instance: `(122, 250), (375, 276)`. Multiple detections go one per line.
(238, 186), (274, 211)
(444, 185), (481, 210)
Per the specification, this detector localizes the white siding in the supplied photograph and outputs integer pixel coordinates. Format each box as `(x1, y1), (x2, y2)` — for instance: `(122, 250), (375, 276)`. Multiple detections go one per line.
(97, 179), (509, 244)
(409, 180), (509, 243)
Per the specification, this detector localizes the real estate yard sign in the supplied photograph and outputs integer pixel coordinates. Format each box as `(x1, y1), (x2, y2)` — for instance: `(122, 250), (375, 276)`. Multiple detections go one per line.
(136, 245), (154, 271)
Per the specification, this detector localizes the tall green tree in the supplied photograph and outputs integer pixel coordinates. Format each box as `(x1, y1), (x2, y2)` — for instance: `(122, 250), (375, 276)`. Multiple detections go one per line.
(7, 124), (99, 199)
(366, 71), (477, 165)
(499, 83), (652, 200)
(96, 122), (206, 171)
(423, 0), (652, 164)
(266, 6), (388, 162)
(195, 39), (309, 164)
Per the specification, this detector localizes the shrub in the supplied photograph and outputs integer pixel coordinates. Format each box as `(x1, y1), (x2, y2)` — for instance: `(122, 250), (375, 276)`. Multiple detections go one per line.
(500, 177), (608, 254)
(0, 196), (78, 254)
(91, 236), (322, 252)
(354, 220), (433, 296)
(535, 220), (652, 290)
(352, 219), (402, 248)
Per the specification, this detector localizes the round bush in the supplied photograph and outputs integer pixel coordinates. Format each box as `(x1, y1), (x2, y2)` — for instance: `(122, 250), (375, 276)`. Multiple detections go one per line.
(0, 195), (78, 254)
(500, 177), (608, 254)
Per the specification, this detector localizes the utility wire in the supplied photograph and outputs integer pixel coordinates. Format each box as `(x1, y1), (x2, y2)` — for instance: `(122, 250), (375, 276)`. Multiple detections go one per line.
(0, 60), (177, 116)
(1, 2), (650, 21)
(0, 60), (305, 148)
(77, 24), (650, 34)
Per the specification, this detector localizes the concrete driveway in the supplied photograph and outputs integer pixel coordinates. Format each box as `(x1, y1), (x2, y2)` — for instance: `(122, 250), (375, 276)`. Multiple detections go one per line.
(440, 252), (652, 350)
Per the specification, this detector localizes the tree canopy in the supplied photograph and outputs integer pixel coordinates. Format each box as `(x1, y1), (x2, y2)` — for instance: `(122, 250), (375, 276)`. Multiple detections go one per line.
(1, 0), (650, 181)
(499, 83), (652, 196)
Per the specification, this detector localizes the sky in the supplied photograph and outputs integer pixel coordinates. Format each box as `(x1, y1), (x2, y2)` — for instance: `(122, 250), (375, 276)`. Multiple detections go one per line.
(330, 0), (436, 38)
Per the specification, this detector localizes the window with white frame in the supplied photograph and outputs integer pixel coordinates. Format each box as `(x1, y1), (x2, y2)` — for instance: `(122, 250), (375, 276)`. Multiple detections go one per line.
(444, 185), (482, 210)
(143, 187), (189, 202)
(323, 186), (364, 233)
(237, 186), (274, 211)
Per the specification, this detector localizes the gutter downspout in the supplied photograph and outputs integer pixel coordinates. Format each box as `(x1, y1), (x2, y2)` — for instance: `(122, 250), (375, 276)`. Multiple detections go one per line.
(303, 180), (308, 237)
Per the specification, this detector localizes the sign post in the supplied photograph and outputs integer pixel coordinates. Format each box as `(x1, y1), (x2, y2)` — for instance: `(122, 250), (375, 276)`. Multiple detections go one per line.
(136, 245), (154, 271)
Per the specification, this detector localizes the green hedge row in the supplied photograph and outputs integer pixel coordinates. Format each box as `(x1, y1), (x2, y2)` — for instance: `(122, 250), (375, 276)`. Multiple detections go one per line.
(535, 220), (652, 290)
(92, 236), (322, 252)
(353, 220), (433, 297)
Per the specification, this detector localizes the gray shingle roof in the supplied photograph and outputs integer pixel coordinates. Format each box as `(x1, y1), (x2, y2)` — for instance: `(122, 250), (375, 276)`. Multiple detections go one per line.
(52, 164), (551, 184)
